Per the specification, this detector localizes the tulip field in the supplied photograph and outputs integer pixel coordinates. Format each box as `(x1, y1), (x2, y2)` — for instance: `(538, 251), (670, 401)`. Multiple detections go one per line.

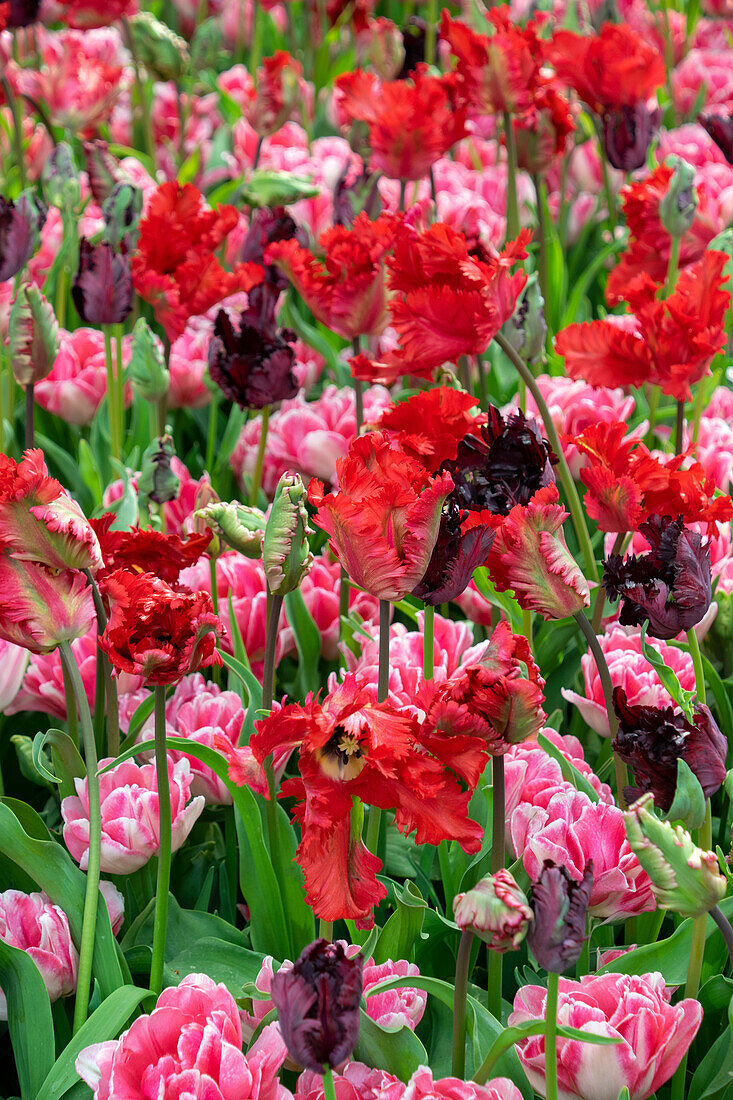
(2, 0), (733, 1097)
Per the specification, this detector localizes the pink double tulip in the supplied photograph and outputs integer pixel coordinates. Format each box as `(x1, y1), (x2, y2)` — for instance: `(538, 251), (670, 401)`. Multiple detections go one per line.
(0, 890), (78, 1017)
(510, 972), (702, 1100)
(76, 973), (291, 1100)
(62, 756), (205, 874)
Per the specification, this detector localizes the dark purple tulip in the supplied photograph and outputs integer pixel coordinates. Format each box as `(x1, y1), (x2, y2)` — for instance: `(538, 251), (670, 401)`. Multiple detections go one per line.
(208, 283), (299, 410)
(71, 239), (133, 326)
(603, 515), (712, 640)
(270, 938), (363, 1072)
(0, 193), (47, 282)
(413, 497), (495, 605)
(613, 686), (727, 812)
(700, 113), (733, 165)
(333, 163), (382, 228)
(240, 206), (305, 290)
(442, 406), (557, 517)
(398, 16), (427, 78)
(82, 140), (124, 206)
(528, 861), (593, 974)
(7, 0), (40, 27)
(603, 104), (661, 172)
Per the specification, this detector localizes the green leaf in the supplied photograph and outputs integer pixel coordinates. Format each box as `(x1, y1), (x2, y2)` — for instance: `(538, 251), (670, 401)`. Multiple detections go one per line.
(0, 938), (55, 1100)
(220, 649), (263, 743)
(36, 985), (151, 1100)
(165, 937), (265, 998)
(665, 758), (707, 830)
(11, 735), (54, 791)
(354, 1012), (428, 1082)
(374, 881), (427, 965)
(284, 589), (320, 698)
(701, 653), (733, 737)
(537, 732), (600, 803)
(472, 568), (523, 631)
(689, 986), (733, 1100)
(121, 893), (247, 958)
(32, 728), (86, 799)
(640, 624), (696, 720)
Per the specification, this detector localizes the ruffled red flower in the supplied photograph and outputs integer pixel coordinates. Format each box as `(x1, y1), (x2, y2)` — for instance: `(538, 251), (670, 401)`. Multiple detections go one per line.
(417, 620), (546, 783)
(606, 164), (721, 303)
(309, 431), (453, 602)
(265, 212), (401, 340)
(243, 51), (308, 137)
(570, 421), (733, 533)
(513, 83), (575, 175)
(376, 387), (484, 473)
(555, 250), (731, 402)
(240, 675), (483, 925)
(131, 182), (263, 340)
(382, 223), (530, 379)
(474, 485), (590, 620)
(90, 515), (212, 583)
(441, 9), (544, 118)
(548, 23), (665, 115)
(333, 66), (467, 181)
(99, 569), (224, 686)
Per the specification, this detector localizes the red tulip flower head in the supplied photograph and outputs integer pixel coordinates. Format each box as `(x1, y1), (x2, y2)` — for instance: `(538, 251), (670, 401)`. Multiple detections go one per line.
(309, 431), (453, 603)
(99, 570), (224, 685)
(549, 23), (665, 118)
(243, 51), (310, 137)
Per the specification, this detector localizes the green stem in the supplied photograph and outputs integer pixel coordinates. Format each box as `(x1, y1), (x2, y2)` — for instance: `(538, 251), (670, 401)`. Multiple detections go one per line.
(262, 591), (284, 879)
(366, 600), (390, 853)
(532, 174), (549, 309)
(249, 0), (264, 77)
(61, 648), (80, 748)
(149, 684), (172, 998)
(205, 388), (220, 475)
(596, 126), (617, 233)
(645, 384), (660, 447)
(24, 383), (34, 449)
(545, 971), (559, 1100)
(115, 325), (126, 458)
(104, 326), (120, 463)
(573, 611), (627, 808)
(503, 112), (520, 241)
(671, 909), (707, 1100)
(121, 16), (156, 167)
(711, 905), (733, 969)
(338, 565), (350, 665)
(674, 399), (685, 456)
(592, 531), (626, 633)
(84, 568), (119, 759)
(322, 1066), (338, 1100)
(690, 377), (709, 446)
(352, 337), (363, 436)
(687, 628), (706, 706)
(451, 929), (473, 1078)
(664, 234), (680, 299)
(398, 179), (407, 213)
(0, 75), (26, 191)
(424, 0), (437, 68)
(495, 333), (599, 583)
(423, 603), (434, 682)
(250, 405), (270, 507)
(487, 949), (502, 1022)
(59, 641), (101, 1033)
(318, 919), (333, 941)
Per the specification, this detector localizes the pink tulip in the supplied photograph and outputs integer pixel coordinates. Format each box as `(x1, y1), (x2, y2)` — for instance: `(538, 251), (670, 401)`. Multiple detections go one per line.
(561, 626), (696, 737)
(76, 973), (291, 1100)
(0, 890), (78, 1017)
(691, 416), (733, 494)
(0, 639), (29, 710)
(657, 123), (730, 169)
(0, 556), (96, 654)
(104, 458), (211, 537)
(511, 789), (656, 919)
(35, 328), (133, 427)
(297, 553), (379, 662)
(62, 755), (205, 874)
(99, 880), (125, 937)
(510, 972), (702, 1100)
(403, 1068), (523, 1100)
(168, 323), (212, 409)
(672, 48), (733, 114)
(295, 1062), (406, 1100)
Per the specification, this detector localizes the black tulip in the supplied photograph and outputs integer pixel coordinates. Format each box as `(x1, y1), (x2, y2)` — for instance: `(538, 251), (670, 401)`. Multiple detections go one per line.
(0, 193), (47, 283)
(71, 239), (133, 326)
(603, 104), (661, 172)
(528, 861), (593, 974)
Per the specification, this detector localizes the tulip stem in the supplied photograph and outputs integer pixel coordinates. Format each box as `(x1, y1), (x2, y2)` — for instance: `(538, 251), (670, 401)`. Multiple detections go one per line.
(425, 0), (437, 67)
(352, 338), (363, 435)
(495, 332), (599, 583)
(544, 971), (560, 1100)
(573, 611), (628, 809)
(366, 600), (390, 854)
(452, 929), (473, 1078)
(686, 628), (706, 706)
(503, 113), (520, 241)
(150, 684), (172, 998)
(205, 388), (220, 476)
(84, 568), (119, 758)
(592, 531), (626, 633)
(322, 1066), (338, 1100)
(674, 399), (685, 456)
(711, 905), (733, 970)
(0, 74), (26, 192)
(423, 603), (434, 682)
(104, 326), (121, 463)
(24, 383), (34, 449)
(115, 324), (126, 456)
(59, 641), (101, 1034)
(532, 174), (549, 310)
(250, 405), (270, 507)
(262, 591), (284, 885)
(121, 16), (156, 168)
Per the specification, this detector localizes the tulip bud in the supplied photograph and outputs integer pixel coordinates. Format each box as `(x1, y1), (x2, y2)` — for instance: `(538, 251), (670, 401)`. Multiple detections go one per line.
(138, 435), (179, 507)
(602, 104), (660, 172)
(271, 939), (363, 1072)
(192, 479), (221, 556)
(527, 860), (593, 974)
(364, 17), (405, 80)
(129, 318), (169, 402)
(72, 240), (133, 327)
(82, 139), (122, 206)
(195, 500), (266, 559)
(623, 793), (726, 918)
(8, 282), (59, 386)
(42, 143), (80, 212)
(501, 273), (546, 365)
(659, 156), (698, 239)
(262, 473), (314, 595)
(128, 12), (189, 81)
(0, 192), (47, 282)
(240, 171), (320, 209)
(453, 870), (532, 952)
(102, 182), (143, 253)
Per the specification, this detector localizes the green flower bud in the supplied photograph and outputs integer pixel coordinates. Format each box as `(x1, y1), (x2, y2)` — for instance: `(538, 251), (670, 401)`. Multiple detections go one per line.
(659, 156), (698, 239)
(262, 473), (314, 595)
(42, 142), (80, 212)
(129, 318), (169, 402)
(501, 272), (547, 364)
(195, 500), (266, 559)
(129, 12), (189, 82)
(138, 435), (179, 507)
(453, 870), (532, 952)
(103, 182), (143, 252)
(623, 793), (726, 918)
(190, 18), (225, 71)
(240, 171), (320, 209)
(9, 282), (59, 386)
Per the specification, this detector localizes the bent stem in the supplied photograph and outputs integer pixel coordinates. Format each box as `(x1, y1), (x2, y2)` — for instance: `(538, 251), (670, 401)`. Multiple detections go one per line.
(573, 610), (628, 809)
(423, 603), (435, 682)
(452, 929), (473, 1078)
(250, 405), (270, 507)
(711, 905), (733, 969)
(59, 641), (101, 1033)
(545, 971), (560, 1100)
(495, 332), (598, 584)
(150, 684), (172, 998)
(366, 600), (390, 853)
